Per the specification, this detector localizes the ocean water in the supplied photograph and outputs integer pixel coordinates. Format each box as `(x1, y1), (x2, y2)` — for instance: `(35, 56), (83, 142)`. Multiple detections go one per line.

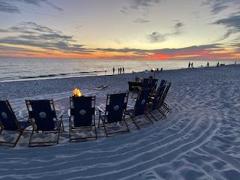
(0, 58), (236, 82)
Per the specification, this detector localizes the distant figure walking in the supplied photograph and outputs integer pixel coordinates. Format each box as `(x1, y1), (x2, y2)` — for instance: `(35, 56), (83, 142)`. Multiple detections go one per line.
(191, 62), (194, 68)
(188, 62), (191, 68)
(122, 67), (125, 74)
(207, 62), (209, 67)
(217, 62), (220, 67)
(112, 67), (115, 75)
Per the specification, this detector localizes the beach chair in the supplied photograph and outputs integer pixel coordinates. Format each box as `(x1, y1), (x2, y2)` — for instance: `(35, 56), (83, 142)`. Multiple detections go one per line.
(25, 99), (64, 147)
(159, 82), (172, 115)
(69, 96), (97, 142)
(147, 81), (167, 120)
(0, 100), (30, 147)
(126, 89), (153, 129)
(98, 92), (129, 136)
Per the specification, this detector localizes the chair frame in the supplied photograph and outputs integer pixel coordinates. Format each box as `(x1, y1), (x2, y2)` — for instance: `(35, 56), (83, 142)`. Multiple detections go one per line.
(156, 82), (172, 116)
(0, 100), (30, 147)
(26, 99), (64, 147)
(146, 82), (167, 121)
(69, 96), (97, 142)
(98, 92), (130, 137)
(126, 89), (153, 129)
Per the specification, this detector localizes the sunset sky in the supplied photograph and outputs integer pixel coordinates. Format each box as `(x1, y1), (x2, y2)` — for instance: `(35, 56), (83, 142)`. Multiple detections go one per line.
(0, 0), (239, 60)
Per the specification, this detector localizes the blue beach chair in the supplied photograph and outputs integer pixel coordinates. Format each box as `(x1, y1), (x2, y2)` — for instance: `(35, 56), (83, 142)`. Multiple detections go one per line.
(98, 92), (129, 136)
(147, 80), (167, 120)
(0, 100), (30, 147)
(25, 99), (64, 147)
(126, 89), (153, 129)
(69, 96), (97, 142)
(158, 82), (172, 115)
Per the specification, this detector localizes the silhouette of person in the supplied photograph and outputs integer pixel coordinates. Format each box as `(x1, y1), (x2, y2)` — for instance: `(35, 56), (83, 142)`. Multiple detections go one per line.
(207, 62), (209, 67)
(188, 62), (191, 68)
(122, 67), (125, 74)
(112, 67), (115, 75)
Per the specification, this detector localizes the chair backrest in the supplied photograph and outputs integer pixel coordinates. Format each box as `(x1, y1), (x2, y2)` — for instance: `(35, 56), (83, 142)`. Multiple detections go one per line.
(0, 100), (19, 130)
(134, 90), (150, 116)
(26, 100), (56, 131)
(142, 78), (158, 91)
(105, 92), (128, 123)
(70, 96), (95, 127)
(159, 82), (171, 106)
(152, 83), (167, 110)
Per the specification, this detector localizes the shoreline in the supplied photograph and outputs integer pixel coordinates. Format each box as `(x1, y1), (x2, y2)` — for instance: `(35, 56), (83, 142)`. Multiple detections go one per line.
(0, 61), (238, 83)
(1, 63), (239, 100)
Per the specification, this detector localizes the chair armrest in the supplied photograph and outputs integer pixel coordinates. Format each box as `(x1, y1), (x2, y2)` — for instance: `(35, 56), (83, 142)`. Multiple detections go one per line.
(97, 106), (104, 114)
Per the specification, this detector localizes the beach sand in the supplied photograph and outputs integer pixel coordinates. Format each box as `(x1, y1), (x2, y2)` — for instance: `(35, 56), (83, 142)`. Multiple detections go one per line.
(0, 65), (240, 179)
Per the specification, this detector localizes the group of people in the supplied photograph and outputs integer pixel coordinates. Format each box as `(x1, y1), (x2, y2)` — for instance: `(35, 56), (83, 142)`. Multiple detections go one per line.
(188, 62), (194, 68)
(112, 67), (125, 75)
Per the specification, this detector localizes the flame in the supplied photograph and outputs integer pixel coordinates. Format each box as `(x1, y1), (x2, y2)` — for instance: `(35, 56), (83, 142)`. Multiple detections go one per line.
(72, 88), (82, 97)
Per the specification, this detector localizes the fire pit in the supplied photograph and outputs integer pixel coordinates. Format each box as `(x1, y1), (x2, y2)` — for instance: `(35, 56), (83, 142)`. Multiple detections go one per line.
(72, 88), (83, 97)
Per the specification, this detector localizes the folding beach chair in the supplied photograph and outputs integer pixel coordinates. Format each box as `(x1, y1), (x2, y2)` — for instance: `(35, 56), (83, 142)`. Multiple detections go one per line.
(158, 82), (172, 115)
(147, 81), (167, 120)
(98, 92), (129, 136)
(126, 89), (153, 129)
(0, 100), (30, 147)
(25, 99), (64, 147)
(142, 78), (158, 94)
(69, 96), (97, 142)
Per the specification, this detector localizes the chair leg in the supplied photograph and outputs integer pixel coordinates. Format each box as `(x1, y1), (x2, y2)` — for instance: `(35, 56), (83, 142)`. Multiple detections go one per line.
(157, 108), (166, 117)
(123, 119), (130, 132)
(130, 116), (140, 130)
(56, 128), (61, 144)
(28, 129), (35, 147)
(94, 125), (98, 139)
(149, 112), (159, 121)
(13, 130), (23, 147)
(102, 122), (109, 137)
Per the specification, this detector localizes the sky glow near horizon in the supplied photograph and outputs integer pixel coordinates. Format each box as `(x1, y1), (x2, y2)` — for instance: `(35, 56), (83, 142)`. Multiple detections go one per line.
(0, 0), (239, 60)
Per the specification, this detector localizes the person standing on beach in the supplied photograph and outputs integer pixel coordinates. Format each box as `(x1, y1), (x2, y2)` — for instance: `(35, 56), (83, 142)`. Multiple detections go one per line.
(122, 67), (125, 74)
(119, 67), (122, 74)
(113, 67), (115, 75)
(207, 62), (209, 67)
(188, 62), (191, 68)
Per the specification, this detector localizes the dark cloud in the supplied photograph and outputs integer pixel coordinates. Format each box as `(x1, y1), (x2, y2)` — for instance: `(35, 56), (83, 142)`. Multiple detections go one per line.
(133, 18), (150, 23)
(0, 1), (20, 13)
(0, 0), (62, 13)
(120, 0), (160, 14)
(147, 22), (184, 43)
(202, 0), (239, 14)
(96, 44), (221, 55)
(215, 15), (240, 30)
(155, 44), (220, 54)
(148, 32), (166, 43)
(0, 22), (91, 53)
(214, 14), (240, 40)
(130, 0), (160, 10)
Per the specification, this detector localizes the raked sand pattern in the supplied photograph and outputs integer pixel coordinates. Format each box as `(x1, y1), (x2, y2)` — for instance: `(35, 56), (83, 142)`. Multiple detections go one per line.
(0, 65), (240, 180)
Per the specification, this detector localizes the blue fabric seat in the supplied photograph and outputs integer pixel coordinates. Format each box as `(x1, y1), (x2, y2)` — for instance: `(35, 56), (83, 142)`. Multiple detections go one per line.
(25, 99), (63, 147)
(125, 89), (153, 129)
(0, 100), (30, 147)
(98, 92), (129, 136)
(69, 96), (97, 141)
